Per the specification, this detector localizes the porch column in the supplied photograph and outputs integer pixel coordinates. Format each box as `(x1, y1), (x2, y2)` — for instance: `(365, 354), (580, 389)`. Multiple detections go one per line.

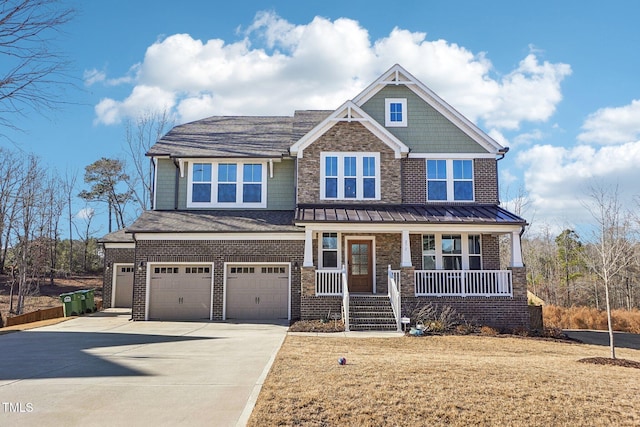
(511, 230), (524, 268)
(401, 230), (412, 267)
(303, 228), (314, 267)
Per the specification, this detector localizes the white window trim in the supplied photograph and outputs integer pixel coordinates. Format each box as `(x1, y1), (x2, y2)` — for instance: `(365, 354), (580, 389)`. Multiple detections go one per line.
(320, 152), (381, 201)
(186, 160), (268, 208)
(421, 233), (482, 270)
(385, 98), (407, 127)
(426, 159), (475, 202)
(318, 231), (342, 270)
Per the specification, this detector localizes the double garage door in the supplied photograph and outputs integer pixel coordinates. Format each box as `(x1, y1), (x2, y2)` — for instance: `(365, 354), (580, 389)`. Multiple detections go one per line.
(146, 264), (289, 321)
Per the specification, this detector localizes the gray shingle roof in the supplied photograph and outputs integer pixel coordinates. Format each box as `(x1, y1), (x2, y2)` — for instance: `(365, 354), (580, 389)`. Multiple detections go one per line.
(126, 210), (301, 233)
(147, 111), (332, 158)
(99, 229), (134, 243)
(295, 204), (527, 225)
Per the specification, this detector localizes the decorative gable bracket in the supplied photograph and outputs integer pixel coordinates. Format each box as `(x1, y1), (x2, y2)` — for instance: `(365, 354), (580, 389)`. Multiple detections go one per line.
(290, 101), (409, 159)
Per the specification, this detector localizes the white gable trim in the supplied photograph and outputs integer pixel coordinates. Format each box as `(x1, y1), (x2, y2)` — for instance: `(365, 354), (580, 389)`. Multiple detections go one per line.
(290, 101), (409, 159)
(352, 64), (505, 154)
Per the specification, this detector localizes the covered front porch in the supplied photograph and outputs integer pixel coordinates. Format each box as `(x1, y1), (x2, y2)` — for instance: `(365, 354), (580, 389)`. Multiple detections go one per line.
(295, 204), (529, 331)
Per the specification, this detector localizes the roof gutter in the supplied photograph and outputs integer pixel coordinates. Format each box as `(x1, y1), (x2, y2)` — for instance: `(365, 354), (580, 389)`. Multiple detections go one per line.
(495, 147), (510, 204)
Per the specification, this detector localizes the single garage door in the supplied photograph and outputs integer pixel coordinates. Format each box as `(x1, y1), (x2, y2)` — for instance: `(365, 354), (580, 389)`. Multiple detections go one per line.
(148, 265), (212, 320)
(226, 265), (289, 320)
(113, 264), (134, 308)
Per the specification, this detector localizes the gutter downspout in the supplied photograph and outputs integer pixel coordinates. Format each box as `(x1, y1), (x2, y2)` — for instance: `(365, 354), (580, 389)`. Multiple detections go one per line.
(495, 147), (510, 204)
(130, 232), (137, 322)
(173, 159), (180, 210)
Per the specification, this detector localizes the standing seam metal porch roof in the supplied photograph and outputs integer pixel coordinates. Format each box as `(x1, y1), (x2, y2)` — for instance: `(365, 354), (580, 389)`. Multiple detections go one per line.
(295, 204), (527, 225)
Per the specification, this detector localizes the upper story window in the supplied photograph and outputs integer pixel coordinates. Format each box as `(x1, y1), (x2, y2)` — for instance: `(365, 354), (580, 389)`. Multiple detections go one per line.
(187, 161), (267, 208)
(385, 98), (407, 127)
(426, 159), (474, 202)
(320, 152), (380, 200)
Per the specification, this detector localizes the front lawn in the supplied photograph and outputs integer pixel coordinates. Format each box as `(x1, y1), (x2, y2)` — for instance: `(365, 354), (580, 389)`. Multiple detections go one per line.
(249, 334), (640, 426)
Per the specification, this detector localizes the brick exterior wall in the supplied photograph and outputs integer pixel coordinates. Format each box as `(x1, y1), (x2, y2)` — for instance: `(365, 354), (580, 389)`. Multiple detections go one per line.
(131, 239), (304, 321)
(103, 247), (135, 308)
(402, 158), (426, 204)
(400, 158), (498, 204)
(481, 234), (500, 270)
(297, 121), (402, 204)
(474, 158), (499, 204)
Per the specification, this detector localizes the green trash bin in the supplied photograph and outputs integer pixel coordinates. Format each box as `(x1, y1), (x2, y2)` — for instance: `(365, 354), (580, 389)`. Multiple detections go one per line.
(59, 292), (82, 316)
(80, 289), (96, 313)
(75, 290), (88, 314)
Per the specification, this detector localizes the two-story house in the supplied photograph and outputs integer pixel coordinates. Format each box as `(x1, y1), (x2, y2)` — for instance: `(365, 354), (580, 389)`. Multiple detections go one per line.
(101, 64), (529, 331)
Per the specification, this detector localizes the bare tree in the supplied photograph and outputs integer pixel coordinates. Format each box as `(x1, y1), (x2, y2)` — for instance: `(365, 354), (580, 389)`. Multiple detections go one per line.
(582, 185), (635, 359)
(0, 147), (22, 271)
(0, 0), (75, 136)
(62, 168), (77, 273)
(124, 110), (172, 213)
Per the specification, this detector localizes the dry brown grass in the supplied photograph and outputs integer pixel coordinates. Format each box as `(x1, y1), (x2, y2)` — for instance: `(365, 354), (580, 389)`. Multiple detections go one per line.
(249, 335), (640, 426)
(544, 305), (640, 333)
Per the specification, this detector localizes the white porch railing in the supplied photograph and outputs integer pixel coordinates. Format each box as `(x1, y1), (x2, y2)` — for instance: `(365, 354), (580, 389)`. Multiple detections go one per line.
(387, 266), (402, 331)
(342, 265), (349, 332)
(315, 269), (342, 295)
(414, 270), (512, 297)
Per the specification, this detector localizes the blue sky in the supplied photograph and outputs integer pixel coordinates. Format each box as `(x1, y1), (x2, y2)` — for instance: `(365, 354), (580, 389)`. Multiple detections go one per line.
(4, 0), (640, 237)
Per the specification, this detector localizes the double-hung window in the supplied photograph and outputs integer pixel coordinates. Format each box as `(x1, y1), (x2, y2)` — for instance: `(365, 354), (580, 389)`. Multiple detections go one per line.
(421, 233), (482, 270)
(320, 152), (380, 200)
(188, 161), (266, 208)
(385, 98), (407, 127)
(426, 159), (474, 202)
(321, 232), (339, 268)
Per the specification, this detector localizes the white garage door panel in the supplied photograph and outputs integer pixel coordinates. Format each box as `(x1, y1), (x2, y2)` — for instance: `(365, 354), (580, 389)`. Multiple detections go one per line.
(149, 265), (212, 321)
(226, 265), (288, 320)
(113, 265), (134, 308)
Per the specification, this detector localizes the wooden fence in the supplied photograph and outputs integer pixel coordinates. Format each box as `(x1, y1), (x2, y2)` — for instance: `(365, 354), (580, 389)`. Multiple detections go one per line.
(4, 306), (64, 327)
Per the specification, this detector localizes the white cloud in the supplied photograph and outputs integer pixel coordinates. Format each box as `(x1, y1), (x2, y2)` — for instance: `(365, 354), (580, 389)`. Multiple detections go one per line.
(516, 141), (640, 226)
(83, 68), (106, 86)
(578, 100), (640, 144)
(76, 207), (95, 220)
(93, 12), (571, 128)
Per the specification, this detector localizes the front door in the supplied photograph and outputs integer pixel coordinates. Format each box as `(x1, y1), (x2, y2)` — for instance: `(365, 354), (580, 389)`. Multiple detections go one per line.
(348, 240), (373, 293)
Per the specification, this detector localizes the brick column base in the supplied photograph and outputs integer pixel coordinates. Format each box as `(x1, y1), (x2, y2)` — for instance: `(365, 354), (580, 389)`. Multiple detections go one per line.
(301, 267), (316, 297)
(400, 266), (415, 298)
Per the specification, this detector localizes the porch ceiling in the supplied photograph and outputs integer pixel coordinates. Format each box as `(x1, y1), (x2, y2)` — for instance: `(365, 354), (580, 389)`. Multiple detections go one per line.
(295, 204), (526, 225)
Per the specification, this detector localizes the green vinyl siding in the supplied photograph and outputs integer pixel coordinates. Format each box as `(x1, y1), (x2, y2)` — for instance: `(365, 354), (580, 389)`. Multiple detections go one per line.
(360, 86), (488, 154)
(267, 159), (295, 209)
(154, 158), (178, 210)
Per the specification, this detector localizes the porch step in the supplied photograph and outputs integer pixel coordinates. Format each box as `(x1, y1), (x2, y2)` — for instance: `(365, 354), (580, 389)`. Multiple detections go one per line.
(348, 295), (398, 331)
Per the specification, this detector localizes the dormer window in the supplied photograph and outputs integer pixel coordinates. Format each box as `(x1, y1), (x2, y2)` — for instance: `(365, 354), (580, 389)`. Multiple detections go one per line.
(187, 161), (267, 208)
(385, 98), (407, 127)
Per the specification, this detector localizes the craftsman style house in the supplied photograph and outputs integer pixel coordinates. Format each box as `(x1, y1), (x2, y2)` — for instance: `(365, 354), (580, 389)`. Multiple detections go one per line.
(101, 65), (529, 330)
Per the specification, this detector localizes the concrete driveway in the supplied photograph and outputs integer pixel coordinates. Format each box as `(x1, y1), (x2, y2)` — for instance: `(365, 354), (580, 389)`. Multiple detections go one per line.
(0, 310), (288, 426)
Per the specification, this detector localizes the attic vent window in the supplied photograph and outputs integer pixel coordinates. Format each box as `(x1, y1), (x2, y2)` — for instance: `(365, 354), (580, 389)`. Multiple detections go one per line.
(385, 98), (407, 127)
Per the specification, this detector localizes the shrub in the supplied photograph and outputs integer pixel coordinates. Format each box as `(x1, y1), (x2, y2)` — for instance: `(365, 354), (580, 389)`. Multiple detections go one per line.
(480, 325), (499, 336)
(543, 305), (640, 333)
(411, 303), (467, 333)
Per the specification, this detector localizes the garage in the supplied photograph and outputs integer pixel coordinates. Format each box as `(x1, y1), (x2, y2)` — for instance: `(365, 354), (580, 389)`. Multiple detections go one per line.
(112, 264), (134, 308)
(147, 264), (213, 321)
(225, 264), (289, 320)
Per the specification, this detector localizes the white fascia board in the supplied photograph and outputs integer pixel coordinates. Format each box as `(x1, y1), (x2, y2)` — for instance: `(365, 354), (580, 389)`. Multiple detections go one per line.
(177, 156), (282, 163)
(103, 242), (135, 249)
(296, 222), (521, 234)
(352, 64), (504, 154)
(408, 152), (497, 159)
(290, 100), (409, 159)
(134, 232), (305, 241)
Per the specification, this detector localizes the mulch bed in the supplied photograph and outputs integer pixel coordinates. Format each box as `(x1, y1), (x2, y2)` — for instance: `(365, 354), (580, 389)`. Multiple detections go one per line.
(289, 319), (345, 332)
(578, 357), (640, 369)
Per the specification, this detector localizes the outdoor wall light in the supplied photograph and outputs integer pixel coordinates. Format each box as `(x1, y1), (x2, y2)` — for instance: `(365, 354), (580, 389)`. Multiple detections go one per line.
(138, 261), (145, 272)
(293, 261), (299, 271)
